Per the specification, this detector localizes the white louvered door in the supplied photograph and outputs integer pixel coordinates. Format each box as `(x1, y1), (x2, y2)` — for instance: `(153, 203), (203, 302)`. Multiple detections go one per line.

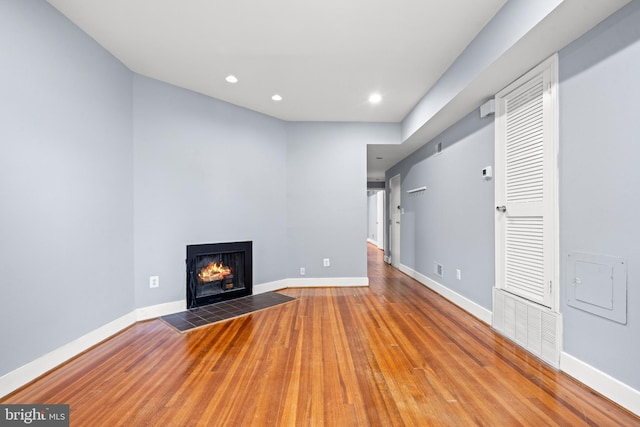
(495, 55), (558, 309)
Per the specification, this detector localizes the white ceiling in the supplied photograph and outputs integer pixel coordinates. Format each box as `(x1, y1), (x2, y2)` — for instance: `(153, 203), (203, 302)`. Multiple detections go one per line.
(46, 0), (506, 123)
(46, 0), (629, 182)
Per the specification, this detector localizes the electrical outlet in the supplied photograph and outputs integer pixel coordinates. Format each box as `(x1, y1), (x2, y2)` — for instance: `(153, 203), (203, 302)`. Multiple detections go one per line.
(149, 276), (159, 288)
(300, 267), (305, 276)
(323, 258), (330, 267)
(456, 269), (462, 280)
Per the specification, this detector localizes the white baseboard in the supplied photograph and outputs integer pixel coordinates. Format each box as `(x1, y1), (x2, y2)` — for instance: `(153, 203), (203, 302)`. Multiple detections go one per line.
(0, 311), (136, 398)
(366, 238), (384, 250)
(395, 264), (640, 417)
(286, 277), (369, 288)
(135, 300), (185, 321)
(561, 352), (640, 417)
(0, 275), (368, 398)
(253, 279), (289, 294)
(257, 277), (368, 290)
(398, 263), (493, 325)
(11, 273), (637, 418)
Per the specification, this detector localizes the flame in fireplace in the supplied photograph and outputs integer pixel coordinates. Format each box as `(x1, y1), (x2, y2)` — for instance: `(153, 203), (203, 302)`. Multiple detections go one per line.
(198, 261), (232, 283)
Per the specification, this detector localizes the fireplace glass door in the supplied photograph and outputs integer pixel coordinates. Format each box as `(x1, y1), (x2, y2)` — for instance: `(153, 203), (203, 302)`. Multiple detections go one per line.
(186, 241), (252, 308)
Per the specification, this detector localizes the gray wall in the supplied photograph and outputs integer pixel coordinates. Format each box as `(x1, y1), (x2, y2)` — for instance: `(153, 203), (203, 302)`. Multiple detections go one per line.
(133, 75), (289, 308)
(559, 0), (640, 390)
(1, 0), (638, 403)
(133, 83), (398, 305)
(402, 0), (563, 141)
(387, 0), (640, 392)
(387, 111), (495, 309)
(0, 0), (395, 379)
(0, 0), (134, 377)
(286, 123), (398, 279)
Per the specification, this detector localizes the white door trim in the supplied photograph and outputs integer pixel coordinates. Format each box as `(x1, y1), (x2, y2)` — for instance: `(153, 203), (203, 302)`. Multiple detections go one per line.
(494, 53), (560, 312)
(389, 174), (401, 268)
(376, 190), (385, 250)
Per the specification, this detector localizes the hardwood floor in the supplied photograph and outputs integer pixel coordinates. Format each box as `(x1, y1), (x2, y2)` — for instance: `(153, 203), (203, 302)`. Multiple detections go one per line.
(3, 244), (639, 426)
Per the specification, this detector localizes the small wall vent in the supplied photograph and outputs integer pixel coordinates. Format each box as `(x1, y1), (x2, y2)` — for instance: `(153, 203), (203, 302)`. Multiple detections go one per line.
(434, 262), (443, 278)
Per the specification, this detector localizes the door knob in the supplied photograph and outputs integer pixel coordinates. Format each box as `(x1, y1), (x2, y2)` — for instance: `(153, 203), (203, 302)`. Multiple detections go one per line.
(496, 205), (507, 213)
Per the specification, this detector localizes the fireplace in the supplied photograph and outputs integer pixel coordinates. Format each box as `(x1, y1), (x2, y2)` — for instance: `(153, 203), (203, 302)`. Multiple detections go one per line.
(186, 241), (252, 309)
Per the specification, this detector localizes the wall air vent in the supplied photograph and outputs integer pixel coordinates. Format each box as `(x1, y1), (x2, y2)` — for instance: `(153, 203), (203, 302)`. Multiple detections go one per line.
(492, 288), (561, 368)
(434, 262), (443, 277)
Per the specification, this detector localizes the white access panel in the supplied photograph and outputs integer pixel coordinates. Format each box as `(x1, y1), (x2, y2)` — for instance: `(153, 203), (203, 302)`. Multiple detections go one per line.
(566, 252), (627, 324)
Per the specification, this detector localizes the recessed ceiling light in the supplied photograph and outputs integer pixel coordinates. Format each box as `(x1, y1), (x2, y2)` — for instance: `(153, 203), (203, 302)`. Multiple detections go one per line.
(272, 94), (282, 101)
(225, 75), (238, 83)
(369, 93), (382, 104)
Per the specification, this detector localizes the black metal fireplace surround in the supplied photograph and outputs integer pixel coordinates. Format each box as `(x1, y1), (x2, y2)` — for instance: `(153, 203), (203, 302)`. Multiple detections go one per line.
(186, 241), (252, 309)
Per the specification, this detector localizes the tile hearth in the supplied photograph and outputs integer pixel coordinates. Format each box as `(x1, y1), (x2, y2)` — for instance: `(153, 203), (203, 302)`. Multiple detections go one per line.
(160, 292), (295, 332)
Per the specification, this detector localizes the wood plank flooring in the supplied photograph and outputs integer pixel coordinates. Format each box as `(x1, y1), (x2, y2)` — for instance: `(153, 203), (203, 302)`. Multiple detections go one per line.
(2, 244), (639, 426)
